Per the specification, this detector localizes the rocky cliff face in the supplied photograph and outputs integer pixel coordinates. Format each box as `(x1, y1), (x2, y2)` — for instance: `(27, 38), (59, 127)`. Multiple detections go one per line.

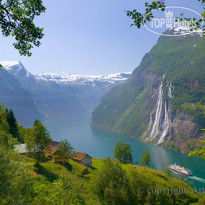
(141, 71), (202, 153)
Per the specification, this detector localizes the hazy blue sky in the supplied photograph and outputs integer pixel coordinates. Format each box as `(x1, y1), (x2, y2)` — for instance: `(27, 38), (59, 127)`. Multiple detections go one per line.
(0, 0), (203, 75)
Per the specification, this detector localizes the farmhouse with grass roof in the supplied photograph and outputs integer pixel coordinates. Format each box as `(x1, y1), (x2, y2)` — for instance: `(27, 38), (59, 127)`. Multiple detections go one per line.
(70, 151), (92, 167)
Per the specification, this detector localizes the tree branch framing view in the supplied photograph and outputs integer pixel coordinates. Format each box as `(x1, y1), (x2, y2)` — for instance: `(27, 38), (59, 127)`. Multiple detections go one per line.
(0, 0), (45, 56)
(127, 0), (205, 34)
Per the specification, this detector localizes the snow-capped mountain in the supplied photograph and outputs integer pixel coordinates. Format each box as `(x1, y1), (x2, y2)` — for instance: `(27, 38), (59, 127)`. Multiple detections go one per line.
(0, 61), (32, 78)
(0, 61), (131, 127)
(0, 61), (131, 86)
(36, 72), (131, 86)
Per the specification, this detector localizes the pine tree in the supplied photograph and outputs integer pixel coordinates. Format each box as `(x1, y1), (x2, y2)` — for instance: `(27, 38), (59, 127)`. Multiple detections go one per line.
(6, 109), (21, 142)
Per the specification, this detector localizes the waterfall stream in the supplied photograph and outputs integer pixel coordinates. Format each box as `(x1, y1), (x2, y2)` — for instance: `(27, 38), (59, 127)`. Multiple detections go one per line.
(147, 82), (163, 141)
(157, 100), (170, 144)
(168, 82), (173, 98)
(146, 80), (172, 144)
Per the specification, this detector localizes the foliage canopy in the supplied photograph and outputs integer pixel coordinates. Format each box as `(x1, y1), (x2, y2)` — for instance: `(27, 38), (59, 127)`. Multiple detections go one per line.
(189, 129), (205, 159)
(57, 139), (73, 160)
(113, 142), (133, 164)
(141, 151), (151, 168)
(26, 120), (51, 165)
(0, 0), (46, 56)
(127, 0), (205, 34)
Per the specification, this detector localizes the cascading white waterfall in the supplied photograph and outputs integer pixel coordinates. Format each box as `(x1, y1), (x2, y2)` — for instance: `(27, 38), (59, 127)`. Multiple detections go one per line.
(148, 110), (154, 130)
(168, 83), (173, 98)
(145, 79), (173, 144)
(157, 100), (170, 145)
(143, 110), (154, 139)
(147, 82), (163, 141)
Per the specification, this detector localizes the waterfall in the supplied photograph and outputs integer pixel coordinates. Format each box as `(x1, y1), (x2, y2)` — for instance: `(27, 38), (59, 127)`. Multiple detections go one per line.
(142, 110), (154, 139)
(148, 110), (155, 130)
(145, 78), (173, 144)
(147, 82), (163, 141)
(168, 82), (173, 98)
(157, 100), (170, 145)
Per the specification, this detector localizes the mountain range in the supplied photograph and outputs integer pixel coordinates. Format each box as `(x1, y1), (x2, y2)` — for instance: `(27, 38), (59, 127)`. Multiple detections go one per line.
(91, 30), (205, 154)
(0, 61), (131, 127)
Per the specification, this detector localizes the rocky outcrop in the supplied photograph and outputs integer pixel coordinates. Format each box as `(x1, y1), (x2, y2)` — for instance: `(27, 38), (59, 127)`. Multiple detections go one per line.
(142, 74), (201, 152)
(170, 111), (201, 153)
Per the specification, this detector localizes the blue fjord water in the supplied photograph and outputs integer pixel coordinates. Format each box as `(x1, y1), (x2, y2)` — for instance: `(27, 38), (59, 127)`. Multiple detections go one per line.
(44, 113), (205, 189)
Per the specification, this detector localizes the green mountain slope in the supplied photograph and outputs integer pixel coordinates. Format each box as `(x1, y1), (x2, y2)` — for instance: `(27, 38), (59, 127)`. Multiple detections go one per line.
(92, 32), (205, 153)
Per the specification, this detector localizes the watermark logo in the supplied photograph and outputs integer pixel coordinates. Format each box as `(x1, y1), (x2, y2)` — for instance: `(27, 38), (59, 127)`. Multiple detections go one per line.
(137, 186), (205, 196)
(165, 10), (174, 28)
(144, 6), (204, 36)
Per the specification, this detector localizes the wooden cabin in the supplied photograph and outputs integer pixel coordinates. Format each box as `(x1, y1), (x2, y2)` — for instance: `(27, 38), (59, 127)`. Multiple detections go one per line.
(44, 141), (66, 164)
(44, 145), (58, 158)
(70, 151), (92, 167)
(52, 156), (66, 164)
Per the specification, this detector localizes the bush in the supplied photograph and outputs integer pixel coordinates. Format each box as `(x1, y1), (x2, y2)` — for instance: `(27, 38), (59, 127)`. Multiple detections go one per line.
(94, 158), (130, 204)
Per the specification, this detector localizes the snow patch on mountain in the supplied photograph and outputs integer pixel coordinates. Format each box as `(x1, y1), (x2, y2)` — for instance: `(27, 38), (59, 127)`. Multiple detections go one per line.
(0, 61), (131, 86)
(173, 27), (203, 36)
(35, 72), (131, 85)
(0, 61), (32, 77)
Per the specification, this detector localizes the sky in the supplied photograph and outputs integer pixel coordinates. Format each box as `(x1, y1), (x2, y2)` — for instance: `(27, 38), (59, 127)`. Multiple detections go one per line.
(0, 0), (203, 75)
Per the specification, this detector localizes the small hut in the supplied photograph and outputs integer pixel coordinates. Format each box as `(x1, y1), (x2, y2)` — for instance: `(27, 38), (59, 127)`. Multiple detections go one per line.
(70, 152), (92, 167)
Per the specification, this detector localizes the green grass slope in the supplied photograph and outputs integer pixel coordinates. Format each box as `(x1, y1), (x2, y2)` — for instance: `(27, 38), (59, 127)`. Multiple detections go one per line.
(16, 156), (205, 204)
